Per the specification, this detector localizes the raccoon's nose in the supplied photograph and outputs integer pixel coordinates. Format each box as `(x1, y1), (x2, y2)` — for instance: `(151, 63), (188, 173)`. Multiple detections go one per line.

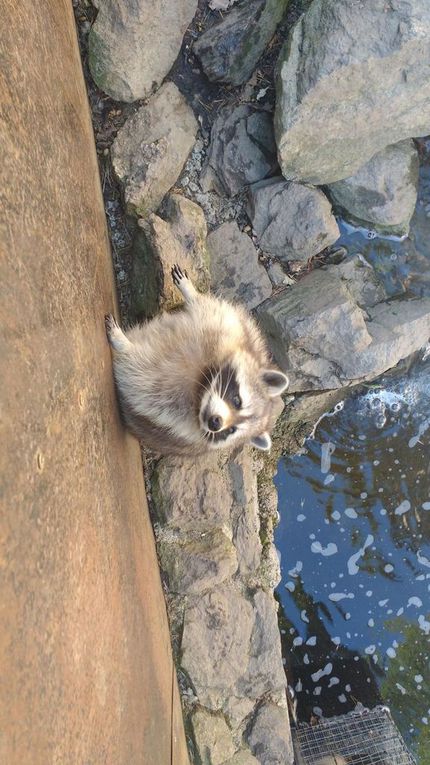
(207, 415), (223, 432)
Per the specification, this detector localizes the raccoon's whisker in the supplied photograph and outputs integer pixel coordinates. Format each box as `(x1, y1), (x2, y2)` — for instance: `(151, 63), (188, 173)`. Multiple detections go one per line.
(222, 366), (234, 400)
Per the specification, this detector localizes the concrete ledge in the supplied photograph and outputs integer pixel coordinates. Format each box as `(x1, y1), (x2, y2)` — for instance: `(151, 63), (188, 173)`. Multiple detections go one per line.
(0, 2), (188, 762)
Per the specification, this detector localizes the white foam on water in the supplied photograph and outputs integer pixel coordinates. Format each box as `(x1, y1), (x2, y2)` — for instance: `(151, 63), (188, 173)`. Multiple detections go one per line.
(418, 614), (430, 634)
(288, 561), (303, 578)
(329, 592), (355, 602)
(328, 677), (340, 687)
(344, 507), (358, 519)
(418, 550), (430, 568)
(408, 417), (430, 448)
(324, 473), (335, 486)
(394, 500), (411, 515)
(407, 596), (423, 608)
(338, 694), (347, 703)
(347, 535), (374, 575)
(365, 645), (376, 655)
(301, 610), (309, 623)
(285, 581), (295, 592)
(321, 441), (335, 474)
(311, 663), (333, 683)
(293, 636), (303, 647)
(306, 636), (317, 646)
(297, 514), (306, 521)
(311, 541), (338, 557)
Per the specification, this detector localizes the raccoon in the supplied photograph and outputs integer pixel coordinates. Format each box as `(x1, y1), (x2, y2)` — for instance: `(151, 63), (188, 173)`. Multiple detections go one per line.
(105, 264), (289, 456)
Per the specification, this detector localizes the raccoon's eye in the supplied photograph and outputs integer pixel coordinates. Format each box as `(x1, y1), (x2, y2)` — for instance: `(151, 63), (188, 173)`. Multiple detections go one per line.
(232, 394), (242, 410)
(228, 426), (237, 435)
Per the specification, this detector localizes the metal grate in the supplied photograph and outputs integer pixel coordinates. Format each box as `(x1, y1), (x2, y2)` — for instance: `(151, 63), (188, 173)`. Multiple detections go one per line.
(292, 706), (417, 765)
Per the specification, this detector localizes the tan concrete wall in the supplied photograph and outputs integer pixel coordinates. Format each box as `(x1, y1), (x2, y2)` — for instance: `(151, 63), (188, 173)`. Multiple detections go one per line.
(0, 2), (189, 763)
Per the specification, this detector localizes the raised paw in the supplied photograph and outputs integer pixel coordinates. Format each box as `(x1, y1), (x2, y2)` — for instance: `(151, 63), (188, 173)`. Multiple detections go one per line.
(171, 263), (188, 286)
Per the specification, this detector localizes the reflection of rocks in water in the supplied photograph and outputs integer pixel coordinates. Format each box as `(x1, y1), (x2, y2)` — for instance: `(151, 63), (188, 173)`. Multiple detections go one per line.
(277, 590), (382, 722)
(275, 352), (430, 754)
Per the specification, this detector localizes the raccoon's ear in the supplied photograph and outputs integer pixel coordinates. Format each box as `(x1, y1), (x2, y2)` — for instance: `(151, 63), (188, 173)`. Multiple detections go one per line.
(261, 369), (289, 397)
(250, 432), (272, 451)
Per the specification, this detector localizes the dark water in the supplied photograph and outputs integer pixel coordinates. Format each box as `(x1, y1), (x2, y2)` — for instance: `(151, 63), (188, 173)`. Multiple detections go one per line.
(275, 161), (430, 762)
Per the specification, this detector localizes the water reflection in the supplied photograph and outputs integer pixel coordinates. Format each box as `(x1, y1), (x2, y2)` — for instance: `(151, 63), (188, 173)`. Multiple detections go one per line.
(275, 354), (430, 758)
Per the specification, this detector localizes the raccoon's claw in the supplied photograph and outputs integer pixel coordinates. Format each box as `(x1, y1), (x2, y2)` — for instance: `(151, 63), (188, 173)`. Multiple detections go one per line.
(171, 263), (188, 286)
(105, 313), (117, 338)
(105, 314), (131, 353)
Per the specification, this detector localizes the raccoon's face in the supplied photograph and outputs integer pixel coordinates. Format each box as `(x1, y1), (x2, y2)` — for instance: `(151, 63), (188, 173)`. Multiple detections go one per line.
(197, 355), (289, 451)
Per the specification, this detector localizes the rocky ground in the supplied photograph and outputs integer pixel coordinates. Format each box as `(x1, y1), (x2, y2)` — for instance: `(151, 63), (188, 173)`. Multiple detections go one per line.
(73, 1), (430, 763)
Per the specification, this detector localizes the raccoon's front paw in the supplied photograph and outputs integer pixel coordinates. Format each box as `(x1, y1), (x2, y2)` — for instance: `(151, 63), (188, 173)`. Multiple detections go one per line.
(105, 314), (130, 352)
(171, 263), (188, 286)
(105, 313), (118, 340)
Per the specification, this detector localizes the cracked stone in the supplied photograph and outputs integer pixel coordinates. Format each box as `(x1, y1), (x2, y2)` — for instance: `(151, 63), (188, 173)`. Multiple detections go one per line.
(201, 105), (278, 197)
(207, 222), (272, 309)
(248, 178), (340, 262)
(194, 0), (288, 86)
(111, 82), (197, 217)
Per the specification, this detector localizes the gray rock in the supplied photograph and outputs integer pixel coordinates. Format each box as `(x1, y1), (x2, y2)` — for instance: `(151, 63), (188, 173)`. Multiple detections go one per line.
(131, 208), (210, 317)
(222, 751), (260, 765)
(181, 586), (255, 708)
(192, 709), (236, 765)
(266, 261), (295, 288)
(237, 590), (286, 699)
(207, 222), (272, 309)
(164, 193), (209, 265)
(158, 528), (238, 595)
(275, 0), (430, 184)
(257, 258), (430, 392)
(347, 297), (430, 381)
(89, 0), (197, 102)
(194, 0), (288, 86)
(228, 451), (262, 578)
(330, 255), (386, 310)
(152, 453), (233, 533)
(202, 105), (278, 196)
(111, 82), (197, 217)
(247, 702), (294, 765)
(181, 586), (286, 709)
(327, 140), (419, 236)
(248, 178), (340, 262)
(222, 697), (256, 730)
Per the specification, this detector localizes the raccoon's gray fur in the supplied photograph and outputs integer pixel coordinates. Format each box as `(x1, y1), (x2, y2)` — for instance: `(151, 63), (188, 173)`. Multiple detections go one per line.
(105, 264), (289, 456)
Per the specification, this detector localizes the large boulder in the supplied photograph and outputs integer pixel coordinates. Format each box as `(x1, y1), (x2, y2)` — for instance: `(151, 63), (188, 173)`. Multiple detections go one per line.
(257, 256), (430, 392)
(89, 0), (198, 102)
(207, 222), (272, 309)
(248, 178), (340, 261)
(326, 140), (420, 236)
(194, 0), (288, 86)
(201, 105), (278, 196)
(275, 0), (430, 184)
(111, 82), (197, 218)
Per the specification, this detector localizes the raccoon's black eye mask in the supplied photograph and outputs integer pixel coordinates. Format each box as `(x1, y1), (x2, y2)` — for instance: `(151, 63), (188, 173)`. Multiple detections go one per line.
(216, 364), (242, 408)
